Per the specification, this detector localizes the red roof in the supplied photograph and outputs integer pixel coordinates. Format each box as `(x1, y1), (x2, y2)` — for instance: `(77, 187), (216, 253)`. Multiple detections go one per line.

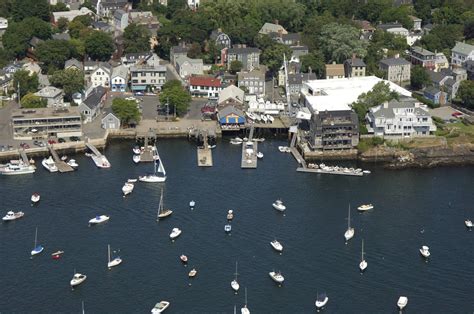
(189, 76), (221, 88)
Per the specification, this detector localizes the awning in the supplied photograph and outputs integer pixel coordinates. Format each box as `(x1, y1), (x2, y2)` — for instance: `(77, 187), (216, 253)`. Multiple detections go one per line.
(131, 85), (147, 91)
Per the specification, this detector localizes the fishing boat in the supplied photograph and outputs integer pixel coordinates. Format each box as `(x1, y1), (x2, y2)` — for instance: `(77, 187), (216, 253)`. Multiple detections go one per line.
(227, 210), (234, 220)
(42, 156), (58, 172)
(256, 152), (264, 159)
(315, 292), (329, 309)
(88, 215), (110, 225)
(189, 200), (195, 209)
(31, 227), (44, 256)
(157, 188), (173, 219)
(465, 219), (473, 228)
(133, 155), (141, 164)
(0, 160), (36, 175)
(241, 288), (250, 314)
(357, 204), (373, 211)
(230, 137), (243, 145)
(2, 211), (24, 221)
(231, 261), (240, 292)
(270, 239), (283, 252)
(107, 244), (122, 269)
(225, 224), (232, 233)
(269, 271), (284, 284)
(67, 159), (79, 169)
(31, 193), (40, 204)
(91, 154), (111, 168)
(132, 146), (141, 155)
(180, 255), (188, 263)
(419, 245), (430, 258)
(397, 296), (408, 310)
(139, 159), (166, 183)
(169, 227), (182, 240)
(151, 301), (170, 313)
(359, 239), (367, 272)
(51, 250), (64, 259)
(188, 268), (197, 278)
(122, 182), (134, 196)
(70, 273), (87, 287)
(272, 199), (286, 212)
(344, 204), (355, 242)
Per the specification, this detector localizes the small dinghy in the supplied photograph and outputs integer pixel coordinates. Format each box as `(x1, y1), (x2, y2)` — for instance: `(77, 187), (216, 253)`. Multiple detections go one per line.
(227, 210), (234, 220)
(465, 219), (473, 229)
(67, 159), (79, 169)
(61, 155), (68, 161)
(180, 255), (188, 263)
(31, 193), (40, 204)
(127, 178), (137, 183)
(272, 199), (286, 212)
(133, 155), (141, 164)
(257, 152), (264, 159)
(225, 224), (232, 233)
(151, 301), (170, 313)
(89, 215), (110, 225)
(52, 250), (64, 260)
(397, 296), (408, 310)
(189, 200), (195, 209)
(132, 146), (141, 155)
(169, 227), (182, 240)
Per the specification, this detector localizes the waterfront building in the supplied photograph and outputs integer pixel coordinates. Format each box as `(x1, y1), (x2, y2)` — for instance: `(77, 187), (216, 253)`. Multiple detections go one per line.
(101, 109), (121, 130)
(366, 98), (436, 138)
(78, 86), (107, 123)
(218, 105), (246, 130)
(285, 73), (317, 95)
(11, 107), (82, 140)
(237, 69), (265, 97)
(218, 85), (244, 109)
(189, 76), (222, 99)
(451, 41), (474, 67)
(130, 64), (167, 93)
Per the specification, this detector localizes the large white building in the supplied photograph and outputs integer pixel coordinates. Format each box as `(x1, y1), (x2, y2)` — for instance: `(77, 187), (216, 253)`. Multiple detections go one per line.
(451, 41), (474, 67)
(366, 98), (436, 138)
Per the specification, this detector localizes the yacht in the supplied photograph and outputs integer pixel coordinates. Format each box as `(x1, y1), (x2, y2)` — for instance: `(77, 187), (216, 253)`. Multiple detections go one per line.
(359, 239), (367, 272)
(227, 210), (234, 220)
(269, 271), (284, 284)
(270, 239), (283, 252)
(344, 204), (355, 242)
(315, 293), (329, 309)
(419, 245), (430, 258)
(0, 160), (36, 175)
(157, 188), (173, 219)
(42, 156), (58, 172)
(88, 215), (110, 225)
(91, 155), (111, 168)
(397, 296), (408, 310)
(188, 268), (197, 278)
(122, 182), (134, 196)
(107, 244), (122, 269)
(256, 152), (264, 159)
(225, 224), (232, 233)
(272, 199), (286, 212)
(231, 261), (240, 292)
(169, 227), (182, 240)
(189, 200), (195, 209)
(2, 211), (24, 221)
(230, 137), (244, 145)
(357, 204), (373, 211)
(133, 155), (141, 163)
(31, 227), (44, 256)
(151, 301), (170, 313)
(67, 159), (79, 169)
(31, 193), (40, 204)
(465, 219), (473, 228)
(180, 254), (188, 263)
(70, 273), (87, 287)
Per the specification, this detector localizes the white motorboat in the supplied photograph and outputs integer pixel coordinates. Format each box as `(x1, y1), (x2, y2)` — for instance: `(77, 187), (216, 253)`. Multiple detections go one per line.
(133, 155), (141, 163)
(133, 146), (141, 155)
(256, 152), (264, 159)
(189, 200), (195, 209)
(89, 215), (110, 225)
(70, 273), (87, 287)
(230, 137), (243, 145)
(91, 155), (111, 168)
(0, 160), (36, 175)
(61, 155), (68, 161)
(169, 227), (182, 240)
(362, 170), (371, 174)
(122, 182), (134, 196)
(151, 301), (170, 313)
(42, 156), (58, 172)
(245, 111), (256, 121)
(419, 245), (430, 258)
(278, 146), (288, 153)
(225, 224), (232, 233)
(344, 204), (355, 242)
(241, 288), (250, 314)
(315, 293), (329, 309)
(127, 178), (137, 183)
(254, 138), (265, 142)
(31, 227), (44, 256)
(272, 199), (286, 212)
(227, 210), (234, 220)
(253, 114), (261, 122)
(139, 156), (166, 183)
(52, 250), (64, 259)
(266, 115), (274, 123)
(2, 210), (24, 221)
(357, 204), (373, 211)
(157, 188), (173, 219)
(231, 261), (240, 292)
(188, 268), (197, 277)
(261, 115), (268, 123)
(107, 244), (122, 269)
(180, 254), (188, 263)
(465, 219), (473, 228)
(397, 296), (408, 310)
(269, 271), (284, 284)
(270, 239), (283, 252)
(31, 192), (40, 204)
(67, 159), (79, 169)
(359, 239), (367, 272)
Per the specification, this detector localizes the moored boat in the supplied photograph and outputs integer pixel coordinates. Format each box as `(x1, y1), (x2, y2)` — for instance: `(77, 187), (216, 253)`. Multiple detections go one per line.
(315, 293), (329, 309)
(31, 227), (44, 256)
(227, 210), (234, 220)
(70, 273), (87, 287)
(2, 210), (24, 221)
(89, 215), (110, 225)
(51, 250), (64, 259)
(180, 254), (188, 263)
(107, 244), (122, 269)
(465, 219), (473, 229)
(270, 239), (283, 252)
(357, 204), (373, 211)
(122, 182), (134, 196)
(397, 296), (408, 310)
(344, 204), (355, 242)
(42, 156), (58, 172)
(133, 155), (141, 164)
(157, 188), (173, 219)
(169, 227), (182, 240)
(0, 160), (36, 176)
(188, 268), (197, 278)
(419, 245), (430, 258)
(67, 159), (79, 169)
(31, 193), (40, 204)
(256, 152), (264, 159)
(151, 301), (170, 313)
(225, 224), (232, 233)
(189, 200), (195, 209)
(272, 199), (286, 212)
(268, 271), (284, 284)
(91, 155), (111, 169)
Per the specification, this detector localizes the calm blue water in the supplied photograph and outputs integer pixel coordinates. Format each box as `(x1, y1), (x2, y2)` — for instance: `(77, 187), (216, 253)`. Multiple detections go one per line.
(0, 139), (473, 313)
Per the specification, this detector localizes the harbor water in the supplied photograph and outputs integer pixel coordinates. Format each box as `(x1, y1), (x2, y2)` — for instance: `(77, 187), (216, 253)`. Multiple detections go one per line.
(0, 139), (473, 313)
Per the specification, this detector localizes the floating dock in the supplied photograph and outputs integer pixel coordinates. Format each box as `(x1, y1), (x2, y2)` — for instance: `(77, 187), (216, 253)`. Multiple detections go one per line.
(197, 130), (213, 167)
(296, 167), (364, 176)
(48, 146), (74, 172)
(241, 141), (258, 169)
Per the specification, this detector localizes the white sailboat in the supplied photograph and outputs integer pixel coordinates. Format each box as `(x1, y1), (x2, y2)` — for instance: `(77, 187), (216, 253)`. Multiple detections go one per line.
(31, 227), (44, 256)
(241, 287), (250, 314)
(157, 188), (173, 220)
(231, 261), (240, 292)
(359, 239), (367, 272)
(344, 204), (355, 242)
(139, 158), (166, 183)
(107, 244), (122, 269)
(315, 292), (329, 310)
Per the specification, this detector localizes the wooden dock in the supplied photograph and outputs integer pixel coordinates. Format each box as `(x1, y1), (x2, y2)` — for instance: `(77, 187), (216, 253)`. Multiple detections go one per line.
(49, 146), (74, 172)
(241, 141), (258, 169)
(296, 167), (364, 176)
(197, 130), (213, 166)
(19, 149), (30, 166)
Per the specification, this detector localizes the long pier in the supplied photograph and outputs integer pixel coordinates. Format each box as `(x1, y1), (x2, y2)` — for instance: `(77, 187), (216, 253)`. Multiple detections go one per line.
(19, 149), (30, 166)
(49, 146), (74, 172)
(197, 130), (213, 167)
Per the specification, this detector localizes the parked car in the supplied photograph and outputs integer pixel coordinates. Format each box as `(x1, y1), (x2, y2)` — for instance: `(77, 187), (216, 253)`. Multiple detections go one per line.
(134, 91), (144, 96)
(33, 140), (45, 147)
(48, 139), (56, 145)
(20, 142), (30, 149)
(69, 136), (80, 142)
(58, 138), (66, 143)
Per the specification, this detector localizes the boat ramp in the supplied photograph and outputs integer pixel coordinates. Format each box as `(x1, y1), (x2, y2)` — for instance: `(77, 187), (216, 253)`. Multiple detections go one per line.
(48, 146), (74, 172)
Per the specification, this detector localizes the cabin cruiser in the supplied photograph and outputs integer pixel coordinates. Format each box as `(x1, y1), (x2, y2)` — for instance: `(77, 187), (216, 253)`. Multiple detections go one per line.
(31, 193), (40, 204)
(268, 271), (284, 284)
(357, 204), (374, 211)
(2, 211), (24, 221)
(70, 273), (87, 287)
(42, 156), (58, 172)
(315, 293), (329, 309)
(419, 245), (430, 258)
(88, 215), (110, 225)
(397, 296), (408, 310)
(225, 224), (232, 233)
(256, 152), (264, 159)
(465, 219), (473, 228)
(270, 240), (283, 252)
(91, 155), (111, 168)
(230, 137), (243, 145)
(67, 159), (79, 169)
(0, 160), (36, 175)
(227, 210), (234, 220)
(122, 182), (134, 196)
(151, 301), (170, 313)
(272, 199), (286, 212)
(169, 227), (182, 240)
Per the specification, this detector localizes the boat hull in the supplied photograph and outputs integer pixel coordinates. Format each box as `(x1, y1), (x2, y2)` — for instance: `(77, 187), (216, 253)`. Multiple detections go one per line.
(158, 210), (173, 218)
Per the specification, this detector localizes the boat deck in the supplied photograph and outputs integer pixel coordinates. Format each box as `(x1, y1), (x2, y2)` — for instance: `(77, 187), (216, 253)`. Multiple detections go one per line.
(241, 141), (258, 169)
(296, 167), (364, 176)
(49, 146), (74, 173)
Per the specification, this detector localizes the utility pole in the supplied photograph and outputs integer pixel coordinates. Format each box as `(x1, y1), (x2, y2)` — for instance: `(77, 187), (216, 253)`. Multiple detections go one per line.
(17, 82), (21, 107)
(165, 97), (169, 121)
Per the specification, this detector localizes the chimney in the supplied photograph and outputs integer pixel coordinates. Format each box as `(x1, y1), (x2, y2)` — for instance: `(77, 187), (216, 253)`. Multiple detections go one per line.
(274, 19), (279, 25)
(352, 53), (356, 61)
(278, 29), (283, 38)
(383, 101), (389, 109)
(218, 28), (222, 33)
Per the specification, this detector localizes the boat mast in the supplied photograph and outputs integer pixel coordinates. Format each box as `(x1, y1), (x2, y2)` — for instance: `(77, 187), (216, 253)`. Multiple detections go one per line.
(244, 287), (248, 307)
(361, 239), (364, 261)
(34, 227), (38, 248)
(108, 244), (111, 264)
(158, 188), (163, 218)
(235, 261), (238, 281)
(82, 301), (85, 314)
(347, 204), (351, 229)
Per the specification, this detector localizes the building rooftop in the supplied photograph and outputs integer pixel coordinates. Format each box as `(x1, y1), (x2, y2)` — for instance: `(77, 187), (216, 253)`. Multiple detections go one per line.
(379, 57), (411, 66)
(259, 22), (287, 35)
(228, 46), (261, 54)
(218, 85), (244, 104)
(288, 73), (317, 85)
(238, 70), (265, 81)
(452, 41), (474, 55)
(190, 76), (221, 88)
(325, 63), (345, 77)
(34, 86), (63, 98)
(12, 107), (81, 119)
(83, 86), (106, 109)
(371, 99), (429, 119)
(112, 65), (129, 78)
(411, 46), (434, 56)
(345, 57), (366, 67)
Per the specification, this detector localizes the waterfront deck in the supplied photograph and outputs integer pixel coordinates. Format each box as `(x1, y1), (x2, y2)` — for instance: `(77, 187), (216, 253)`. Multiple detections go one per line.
(241, 141), (258, 169)
(197, 130), (213, 167)
(49, 146), (74, 172)
(296, 167), (364, 176)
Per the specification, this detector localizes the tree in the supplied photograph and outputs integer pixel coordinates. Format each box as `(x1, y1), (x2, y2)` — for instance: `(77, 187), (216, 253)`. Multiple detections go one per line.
(50, 2), (69, 12)
(57, 17), (69, 33)
(410, 66), (430, 90)
(84, 31), (114, 61)
(300, 51), (325, 78)
(68, 20), (87, 39)
(465, 20), (474, 40)
(50, 68), (85, 101)
(123, 23), (151, 54)
(261, 43), (292, 74)
(0, 48), (11, 68)
(36, 40), (77, 73)
(229, 60), (243, 74)
(11, 0), (50, 22)
(20, 93), (47, 108)
(187, 42), (202, 59)
(457, 80), (474, 109)
(13, 70), (39, 98)
(159, 80), (191, 117)
(2, 17), (52, 58)
(112, 98), (141, 125)
(318, 23), (368, 63)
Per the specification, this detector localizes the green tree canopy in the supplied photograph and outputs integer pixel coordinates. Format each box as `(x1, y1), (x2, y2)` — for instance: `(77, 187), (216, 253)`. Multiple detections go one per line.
(229, 60), (243, 74)
(57, 17), (69, 33)
(420, 24), (464, 52)
(20, 93), (47, 108)
(318, 23), (368, 63)
(50, 68), (85, 101)
(261, 43), (292, 74)
(159, 80), (191, 117)
(300, 51), (325, 78)
(0, 49), (12, 69)
(13, 70), (39, 98)
(36, 40), (78, 73)
(84, 31), (114, 61)
(410, 65), (430, 90)
(112, 98), (141, 125)
(2, 17), (52, 58)
(123, 23), (151, 54)
(457, 80), (474, 109)
(11, 0), (49, 22)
